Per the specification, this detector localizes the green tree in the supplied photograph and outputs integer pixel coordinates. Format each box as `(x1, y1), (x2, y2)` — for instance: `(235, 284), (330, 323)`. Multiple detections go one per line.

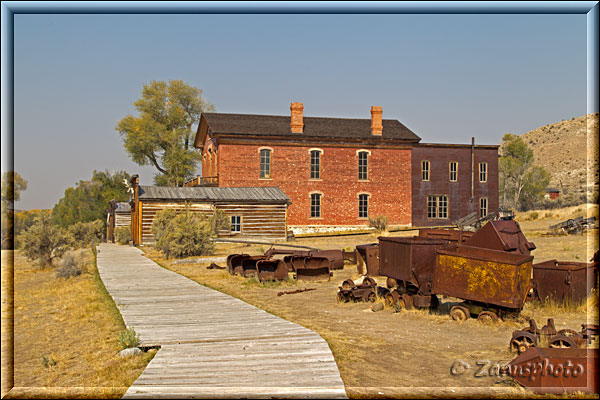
(499, 134), (550, 210)
(52, 170), (131, 228)
(116, 80), (215, 186)
(1, 171), (28, 249)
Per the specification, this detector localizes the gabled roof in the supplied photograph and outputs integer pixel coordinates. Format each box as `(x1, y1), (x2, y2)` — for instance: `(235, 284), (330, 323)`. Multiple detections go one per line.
(137, 185), (290, 204)
(114, 202), (131, 213)
(195, 112), (421, 148)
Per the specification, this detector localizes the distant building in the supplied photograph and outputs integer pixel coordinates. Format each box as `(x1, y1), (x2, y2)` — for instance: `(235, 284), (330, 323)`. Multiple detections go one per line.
(544, 188), (560, 200)
(106, 201), (131, 243)
(190, 102), (499, 232)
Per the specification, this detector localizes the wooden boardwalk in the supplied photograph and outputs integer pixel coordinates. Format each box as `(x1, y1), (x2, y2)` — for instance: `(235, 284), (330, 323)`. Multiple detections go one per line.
(96, 244), (346, 399)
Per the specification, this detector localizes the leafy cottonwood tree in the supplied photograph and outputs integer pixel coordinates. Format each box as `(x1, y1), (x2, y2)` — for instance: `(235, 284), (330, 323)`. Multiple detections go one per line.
(1, 171), (28, 249)
(52, 170), (131, 228)
(116, 80), (215, 186)
(499, 134), (550, 211)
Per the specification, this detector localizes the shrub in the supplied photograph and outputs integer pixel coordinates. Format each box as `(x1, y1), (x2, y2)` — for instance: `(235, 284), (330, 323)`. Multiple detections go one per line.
(152, 209), (215, 259)
(55, 251), (85, 280)
(118, 327), (140, 349)
(368, 215), (389, 232)
(21, 214), (70, 268)
(68, 219), (104, 248)
(209, 209), (229, 233)
(529, 212), (539, 220)
(41, 354), (56, 368)
(114, 226), (131, 245)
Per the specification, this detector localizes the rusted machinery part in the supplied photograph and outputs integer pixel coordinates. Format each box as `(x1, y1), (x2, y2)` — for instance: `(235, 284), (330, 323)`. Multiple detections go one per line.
(207, 262), (226, 270)
(341, 279), (355, 290)
(342, 250), (357, 263)
(557, 329), (580, 338)
(477, 310), (499, 323)
(386, 277), (399, 289)
(311, 250), (344, 270)
(227, 253), (249, 275)
(295, 256), (331, 282)
(256, 259), (288, 282)
(283, 255), (295, 272)
(362, 277), (377, 288)
(277, 288), (316, 296)
(510, 331), (538, 354)
(337, 291), (350, 303)
(548, 334), (577, 349)
(449, 305), (470, 321)
(539, 318), (557, 337)
(398, 293), (414, 310)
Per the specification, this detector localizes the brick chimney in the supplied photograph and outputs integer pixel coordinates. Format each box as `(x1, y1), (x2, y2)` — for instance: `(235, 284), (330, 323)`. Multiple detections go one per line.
(290, 102), (304, 133)
(371, 106), (383, 136)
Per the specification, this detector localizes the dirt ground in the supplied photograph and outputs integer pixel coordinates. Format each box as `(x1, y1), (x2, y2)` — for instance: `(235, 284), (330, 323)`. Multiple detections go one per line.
(142, 215), (599, 398)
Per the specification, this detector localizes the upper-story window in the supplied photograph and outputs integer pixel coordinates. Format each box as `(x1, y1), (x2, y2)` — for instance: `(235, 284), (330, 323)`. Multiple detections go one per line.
(310, 150), (321, 179)
(422, 160), (430, 181)
(449, 161), (458, 182)
(358, 193), (369, 218)
(427, 195), (448, 219)
(310, 193), (322, 218)
(358, 151), (369, 180)
(479, 162), (487, 182)
(259, 148), (271, 179)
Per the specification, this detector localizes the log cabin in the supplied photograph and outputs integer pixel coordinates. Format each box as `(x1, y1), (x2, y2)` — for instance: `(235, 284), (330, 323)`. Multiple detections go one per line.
(129, 175), (290, 246)
(106, 200), (131, 243)
(191, 102), (499, 232)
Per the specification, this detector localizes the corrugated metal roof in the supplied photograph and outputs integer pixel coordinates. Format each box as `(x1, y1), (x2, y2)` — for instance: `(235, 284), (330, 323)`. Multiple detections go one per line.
(138, 186), (290, 203)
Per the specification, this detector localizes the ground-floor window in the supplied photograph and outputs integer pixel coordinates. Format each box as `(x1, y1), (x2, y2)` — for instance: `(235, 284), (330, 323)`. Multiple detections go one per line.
(427, 195), (448, 219)
(310, 193), (321, 218)
(480, 197), (488, 218)
(358, 193), (369, 218)
(230, 215), (241, 232)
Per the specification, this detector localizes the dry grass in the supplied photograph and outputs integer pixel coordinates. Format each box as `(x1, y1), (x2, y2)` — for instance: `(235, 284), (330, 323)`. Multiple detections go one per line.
(3, 249), (155, 399)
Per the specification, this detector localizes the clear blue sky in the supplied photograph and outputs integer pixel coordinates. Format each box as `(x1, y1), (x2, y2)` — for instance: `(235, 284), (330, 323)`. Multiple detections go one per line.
(11, 12), (590, 210)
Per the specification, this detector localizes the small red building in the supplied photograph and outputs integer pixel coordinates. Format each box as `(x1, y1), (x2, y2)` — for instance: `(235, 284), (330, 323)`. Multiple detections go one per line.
(191, 102), (499, 232)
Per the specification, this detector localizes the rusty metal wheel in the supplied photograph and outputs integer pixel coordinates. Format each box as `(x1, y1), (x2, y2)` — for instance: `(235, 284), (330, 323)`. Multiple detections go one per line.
(401, 294), (414, 310)
(384, 292), (396, 307)
(341, 279), (355, 290)
(510, 331), (537, 354)
(362, 277), (377, 288)
(549, 335), (576, 349)
(557, 329), (579, 338)
(336, 291), (349, 303)
(477, 311), (498, 324)
(386, 277), (399, 289)
(367, 292), (376, 303)
(450, 305), (470, 322)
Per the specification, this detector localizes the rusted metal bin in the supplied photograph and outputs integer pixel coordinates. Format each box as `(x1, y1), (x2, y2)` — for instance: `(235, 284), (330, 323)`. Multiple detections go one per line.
(433, 244), (534, 311)
(464, 219), (536, 255)
(532, 260), (599, 303)
(378, 236), (449, 295)
(418, 229), (473, 243)
(355, 243), (380, 276)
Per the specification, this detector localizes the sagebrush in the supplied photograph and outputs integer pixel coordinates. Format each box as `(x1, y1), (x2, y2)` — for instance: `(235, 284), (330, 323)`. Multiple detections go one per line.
(152, 208), (217, 259)
(55, 250), (87, 280)
(22, 214), (70, 268)
(68, 219), (104, 248)
(114, 226), (131, 245)
(368, 215), (389, 232)
(118, 327), (140, 349)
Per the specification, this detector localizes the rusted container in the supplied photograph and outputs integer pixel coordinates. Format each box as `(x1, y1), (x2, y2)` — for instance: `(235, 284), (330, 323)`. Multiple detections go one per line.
(418, 228), (473, 243)
(241, 256), (267, 278)
(532, 260), (599, 303)
(355, 243), (380, 276)
(256, 259), (288, 282)
(311, 250), (344, 270)
(505, 347), (598, 394)
(464, 219), (536, 255)
(294, 256), (331, 282)
(227, 254), (250, 275)
(378, 236), (449, 295)
(433, 244), (533, 310)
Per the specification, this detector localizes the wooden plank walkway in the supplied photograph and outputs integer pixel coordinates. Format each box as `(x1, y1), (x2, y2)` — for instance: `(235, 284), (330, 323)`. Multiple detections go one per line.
(96, 244), (347, 399)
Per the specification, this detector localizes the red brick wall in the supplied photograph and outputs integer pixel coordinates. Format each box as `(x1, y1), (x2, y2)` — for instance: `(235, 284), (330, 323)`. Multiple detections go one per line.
(216, 143), (412, 226)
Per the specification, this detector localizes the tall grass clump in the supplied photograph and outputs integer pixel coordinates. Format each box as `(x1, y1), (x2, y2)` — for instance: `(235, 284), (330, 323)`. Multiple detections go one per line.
(368, 215), (389, 232)
(118, 327), (140, 349)
(114, 226), (131, 245)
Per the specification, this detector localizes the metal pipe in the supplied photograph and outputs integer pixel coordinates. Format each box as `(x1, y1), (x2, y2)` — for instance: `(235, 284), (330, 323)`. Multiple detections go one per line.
(211, 238), (317, 250)
(471, 137), (475, 201)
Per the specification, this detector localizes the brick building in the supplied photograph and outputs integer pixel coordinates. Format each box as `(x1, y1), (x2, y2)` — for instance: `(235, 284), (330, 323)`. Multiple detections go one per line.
(191, 103), (499, 233)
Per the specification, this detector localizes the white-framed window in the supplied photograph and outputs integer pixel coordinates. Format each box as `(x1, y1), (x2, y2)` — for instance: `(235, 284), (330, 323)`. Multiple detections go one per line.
(310, 193), (322, 218)
(480, 197), (488, 218)
(358, 151), (369, 180)
(310, 150), (321, 179)
(449, 161), (458, 182)
(427, 195), (449, 219)
(259, 148), (271, 179)
(422, 160), (430, 181)
(358, 193), (369, 218)
(479, 162), (487, 183)
(231, 215), (241, 233)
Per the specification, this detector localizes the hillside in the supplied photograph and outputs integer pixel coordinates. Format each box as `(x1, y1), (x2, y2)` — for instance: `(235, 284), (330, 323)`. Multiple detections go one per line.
(519, 112), (599, 198)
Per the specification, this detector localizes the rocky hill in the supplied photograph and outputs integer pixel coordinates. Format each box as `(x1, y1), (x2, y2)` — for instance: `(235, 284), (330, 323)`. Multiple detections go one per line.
(519, 112), (599, 198)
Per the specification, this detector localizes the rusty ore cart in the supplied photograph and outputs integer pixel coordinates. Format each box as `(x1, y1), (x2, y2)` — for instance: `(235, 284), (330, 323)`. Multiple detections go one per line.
(355, 243), (380, 276)
(433, 244), (534, 321)
(531, 260), (599, 303)
(378, 236), (450, 309)
(463, 219), (536, 255)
